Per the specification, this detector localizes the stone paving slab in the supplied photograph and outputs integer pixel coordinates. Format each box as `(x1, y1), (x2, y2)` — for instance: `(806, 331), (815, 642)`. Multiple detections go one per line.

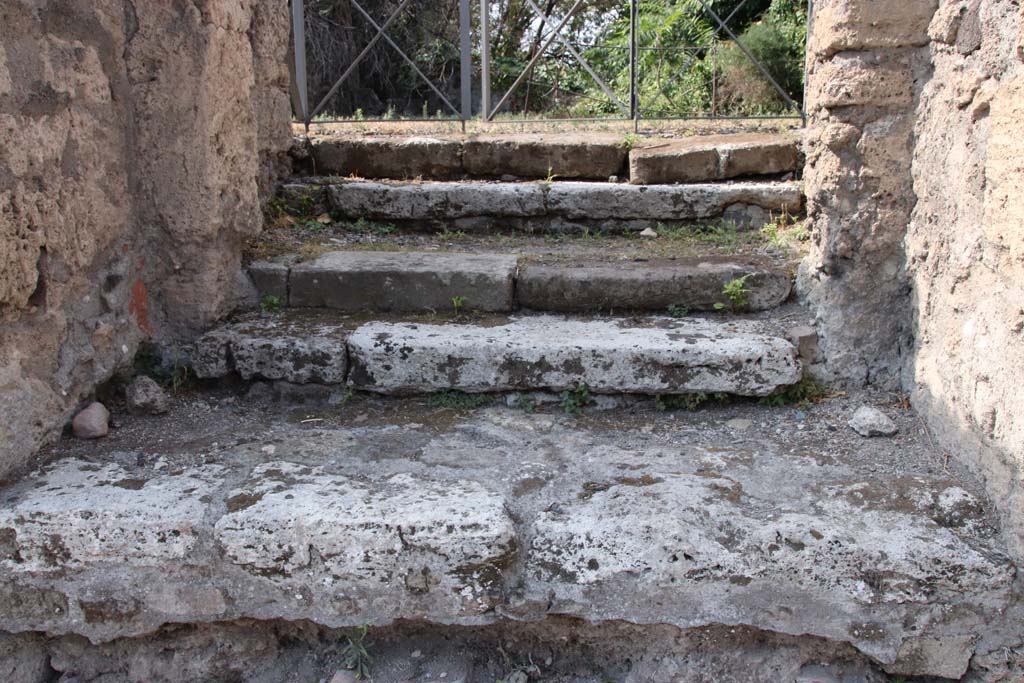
(0, 406), (1016, 678)
(517, 257), (792, 312)
(347, 316), (802, 396)
(629, 133), (800, 184)
(289, 251), (517, 312)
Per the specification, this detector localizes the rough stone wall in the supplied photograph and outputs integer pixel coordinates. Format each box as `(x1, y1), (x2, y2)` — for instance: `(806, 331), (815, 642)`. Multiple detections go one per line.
(0, 1), (291, 478)
(799, 0), (937, 386)
(906, 0), (1024, 559)
(802, 0), (1024, 560)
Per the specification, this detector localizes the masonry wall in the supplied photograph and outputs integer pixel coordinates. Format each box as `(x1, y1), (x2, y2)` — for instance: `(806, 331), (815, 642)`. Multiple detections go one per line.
(799, 0), (936, 386)
(906, 0), (1024, 559)
(802, 0), (1024, 560)
(0, 0), (291, 478)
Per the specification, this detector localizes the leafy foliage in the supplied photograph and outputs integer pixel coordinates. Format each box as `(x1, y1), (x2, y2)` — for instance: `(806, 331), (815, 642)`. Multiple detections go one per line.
(302, 0), (807, 119)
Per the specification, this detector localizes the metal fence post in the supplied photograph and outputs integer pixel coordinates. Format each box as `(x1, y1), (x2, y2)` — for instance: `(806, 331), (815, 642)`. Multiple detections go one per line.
(459, 0), (472, 126)
(629, 0), (638, 122)
(480, 0), (491, 119)
(291, 0), (309, 126)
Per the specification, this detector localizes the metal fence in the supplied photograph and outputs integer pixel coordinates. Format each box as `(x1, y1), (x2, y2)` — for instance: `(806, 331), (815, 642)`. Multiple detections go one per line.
(290, 0), (809, 126)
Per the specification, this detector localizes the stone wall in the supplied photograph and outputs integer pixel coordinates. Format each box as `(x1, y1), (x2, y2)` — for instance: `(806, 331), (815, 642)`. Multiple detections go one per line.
(0, 0), (291, 478)
(799, 0), (937, 386)
(906, 0), (1024, 559)
(802, 0), (1024, 559)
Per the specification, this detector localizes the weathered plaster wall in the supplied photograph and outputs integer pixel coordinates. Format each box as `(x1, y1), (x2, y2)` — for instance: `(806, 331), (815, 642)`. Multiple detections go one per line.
(799, 0), (936, 386)
(0, 1), (291, 478)
(907, 0), (1024, 559)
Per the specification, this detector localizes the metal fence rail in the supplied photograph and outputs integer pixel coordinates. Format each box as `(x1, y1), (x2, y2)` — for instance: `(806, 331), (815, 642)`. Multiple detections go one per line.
(290, 0), (808, 127)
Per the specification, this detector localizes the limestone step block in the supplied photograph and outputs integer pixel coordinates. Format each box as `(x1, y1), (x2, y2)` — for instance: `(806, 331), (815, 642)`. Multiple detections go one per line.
(0, 458), (516, 641)
(629, 133), (800, 184)
(347, 316), (802, 396)
(329, 180), (547, 221)
(523, 468), (1014, 679)
(289, 251), (517, 312)
(462, 133), (626, 179)
(310, 136), (463, 179)
(191, 315), (349, 384)
(517, 257), (793, 312)
(327, 179), (803, 230)
(629, 133), (800, 185)
(544, 181), (802, 221)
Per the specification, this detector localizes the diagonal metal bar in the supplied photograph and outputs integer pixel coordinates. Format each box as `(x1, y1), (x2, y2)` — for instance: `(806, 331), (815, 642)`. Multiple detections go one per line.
(309, 0), (411, 121)
(486, 0), (587, 120)
(523, 0), (630, 117)
(350, 0), (462, 117)
(638, 0), (749, 117)
(696, 0), (800, 112)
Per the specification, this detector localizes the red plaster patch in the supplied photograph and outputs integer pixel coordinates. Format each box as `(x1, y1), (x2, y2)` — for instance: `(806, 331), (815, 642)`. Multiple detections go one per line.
(129, 279), (154, 336)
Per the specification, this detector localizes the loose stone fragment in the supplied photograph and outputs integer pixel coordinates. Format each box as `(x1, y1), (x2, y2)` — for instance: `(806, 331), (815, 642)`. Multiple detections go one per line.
(72, 402), (109, 439)
(126, 376), (170, 415)
(849, 406), (898, 437)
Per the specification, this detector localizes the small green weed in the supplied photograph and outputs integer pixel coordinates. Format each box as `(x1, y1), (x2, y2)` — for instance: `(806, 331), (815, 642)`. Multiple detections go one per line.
(516, 395), (537, 413)
(562, 383), (593, 415)
(452, 295), (466, 315)
(340, 625), (372, 680)
(759, 377), (827, 408)
(260, 294), (283, 314)
(623, 132), (638, 150)
(666, 303), (690, 318)
(437, 228), (467, 241)
(714, 274), (753, 311)
(133, 343), (193, 395)
(426, 390), (492, 411)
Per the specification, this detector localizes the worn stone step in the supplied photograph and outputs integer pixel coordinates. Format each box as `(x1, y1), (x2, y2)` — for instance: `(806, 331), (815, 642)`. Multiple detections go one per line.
(325, 179), (803, 231)
(347, 316), (802, 396)
(192, 313), (803, 396)
(310, 133), (628, 181)
(629, 133), (800, 185)
(287, 251), (517, 313)
(307, 132), (800, 184)
(516, 257), (792, 312)
(1, 400), (1017, 679)
(249, 251), (793, 314)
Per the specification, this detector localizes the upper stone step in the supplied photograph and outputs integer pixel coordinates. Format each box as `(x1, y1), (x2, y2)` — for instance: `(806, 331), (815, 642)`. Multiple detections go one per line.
(629, 133), (800, 184)
(194, 313), (803, 397)
(322, 179), (802, 231)
(306, 132), (800, 184)
(251, 250), (793, 314)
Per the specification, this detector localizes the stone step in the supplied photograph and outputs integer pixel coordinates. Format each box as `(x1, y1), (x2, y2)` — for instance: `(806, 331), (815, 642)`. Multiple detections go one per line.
(1, 399), (1016, 680)
(193, 313), (803, 397)
(629, 133), (800, 185)
(307, 132), (800, 183)
(322, 179), (802, 231)
(250, 251), (793, 314)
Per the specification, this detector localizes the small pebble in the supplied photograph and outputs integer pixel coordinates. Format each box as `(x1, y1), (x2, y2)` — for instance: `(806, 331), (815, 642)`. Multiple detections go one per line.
(849, 406), (898, 437)
(726, 418), (752, 431)
(639, 227), (659, 238)
(329, 671), (357, 683)
(72, 402), (110, 440)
